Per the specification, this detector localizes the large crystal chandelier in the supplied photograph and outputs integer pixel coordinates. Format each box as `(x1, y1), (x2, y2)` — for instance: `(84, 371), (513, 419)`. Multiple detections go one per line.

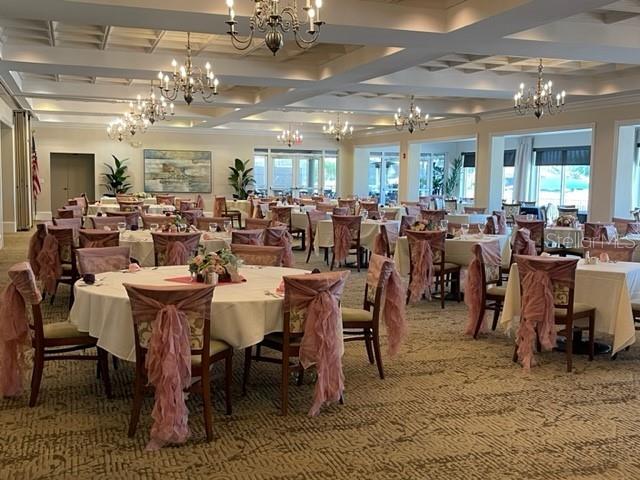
(514, 59), (566, 118)
(157, 32), (219, 105)
(107, 112), (149, 142)
(322, 113), (353, 142)
(224, 0), (325, 56)
(134, 82), (174, 125)
(394, 95), (428, 133)
(277, 125), (303, 147)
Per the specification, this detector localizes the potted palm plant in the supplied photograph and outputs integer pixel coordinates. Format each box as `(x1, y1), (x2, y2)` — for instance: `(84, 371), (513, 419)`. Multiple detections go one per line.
(102, 155), (132, 196)
(228, 158), (255, 200)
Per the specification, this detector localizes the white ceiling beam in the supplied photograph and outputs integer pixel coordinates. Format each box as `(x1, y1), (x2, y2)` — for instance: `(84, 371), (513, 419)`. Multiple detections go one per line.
(100, 25), (112, 50)
(148, 30), (166, 53)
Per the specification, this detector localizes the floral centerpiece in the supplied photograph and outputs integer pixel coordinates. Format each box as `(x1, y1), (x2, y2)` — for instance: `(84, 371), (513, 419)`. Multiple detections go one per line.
(556, 214), (578, 228)
(134, 191), (149, 199)
(160, 213), (191, 232)
(189, 248), (243, 283)
(410, 220), (435, 232)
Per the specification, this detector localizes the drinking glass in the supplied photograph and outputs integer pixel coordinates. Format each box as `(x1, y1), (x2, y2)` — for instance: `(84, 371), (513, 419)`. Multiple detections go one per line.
(526, 214), (534, 221)
(209, 223), (219, 233)
(117, 222), (127, 234)
(223, 220), (232, 233)
(461, 223), (469, 236)
(149, 223), (159, 232)
(439, 220), (448, 232)
(361, 210), (368, 221)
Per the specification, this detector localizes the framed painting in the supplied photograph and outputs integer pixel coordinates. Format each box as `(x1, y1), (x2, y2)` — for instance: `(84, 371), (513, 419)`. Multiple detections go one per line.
(143, 149), (212, 193)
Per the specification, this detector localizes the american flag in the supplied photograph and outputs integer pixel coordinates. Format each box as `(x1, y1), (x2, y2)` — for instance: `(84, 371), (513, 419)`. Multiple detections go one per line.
(31, 136), (41, 199)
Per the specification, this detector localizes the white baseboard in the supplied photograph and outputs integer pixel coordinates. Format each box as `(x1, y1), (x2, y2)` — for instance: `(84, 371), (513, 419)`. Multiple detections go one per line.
(2, 221), (16, 233)
(36, 211), (52, 221)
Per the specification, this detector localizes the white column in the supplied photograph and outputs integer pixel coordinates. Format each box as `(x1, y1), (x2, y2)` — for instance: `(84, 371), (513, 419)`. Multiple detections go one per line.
(400, 142), (421, 202)
(353, 147), (369, 197)
(614, 125), (636, 218)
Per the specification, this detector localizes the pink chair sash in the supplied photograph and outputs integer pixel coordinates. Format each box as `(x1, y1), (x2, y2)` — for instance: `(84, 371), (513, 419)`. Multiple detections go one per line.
(483, 216), (497, 235)
(464, 241), (501, 336)
(332, 216), (360, 264)
(231, 244), (284, 266)
(284, 271), (349, 416)
(213, 197), (226, 217)
(406, 230), (436, 304)
(79, 229), (120, 248)
(152, 232), (201, 266)
(492, 211), (508, 234)
(513, 228), (537, 257)
(76, 247), (131, 275)
(264, 227), (294, 267)
(195, 194), (205, 209)
(36, 233), (62, 294)
(124, 285), (214, 450)
(515, 255), (577, 370)
(166, 241), (189, 265)
(231, 229), (264, 246)
(367, 254), (407, 356)
(28, 224), (48, 277)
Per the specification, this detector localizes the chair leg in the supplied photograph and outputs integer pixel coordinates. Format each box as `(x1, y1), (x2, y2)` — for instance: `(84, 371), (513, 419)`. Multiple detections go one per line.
(281, 352), (289, 416)
(29, 348), (45, 407)
(565, 328), (573, 373)
(128, 368), (145, 438)
(305, 240), (313, 263)
(491, 300), (502, 331)
(363, 329), (374, 364)
(242, 347), (252, 396)
(440, 274), (445, 309)
(512, 344), (519, 364)
(300, 231), (306, 251)
(201, 368), (213, 442)
(296, 364), (304, 386)
(330, 248), (336, 271)
(225, 353), (233, 415)
(588, 314), (595, 362)
(372, 330), (385, 380)
(356, 247), (361, 273)
(97, 347), (113, 399)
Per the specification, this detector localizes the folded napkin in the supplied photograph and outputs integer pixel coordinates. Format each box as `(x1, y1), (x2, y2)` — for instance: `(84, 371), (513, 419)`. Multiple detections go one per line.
(128, 263), (141, 273)
(599, 252), (610, 263)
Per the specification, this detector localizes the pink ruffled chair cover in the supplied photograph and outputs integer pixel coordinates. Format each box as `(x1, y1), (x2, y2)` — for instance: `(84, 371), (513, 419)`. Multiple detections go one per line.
(213, 196), (226, 217)
(399, 215), (416, 237)
(513, 228), (537, 257)
(464, 241), (501, 336)
(28, 223), (49, 277)
(581, 239), (636, 262)
(584, 222), (616, 241)
(464, 207), (486, 214)
(156, 194), (176, 206)
(420, 210), (446, 223)
(124, 284), (215, 450)
(406, 230), (444, 303)
(264, 226), (294, 267)
(106, 211), (140, 228)
(57, 208), (75, 219)
(231, 244), (284, 266)
(405, 205), (421, 217)
(36, 233), (63, 295)
(373, 222), (399, 257)
(141, 214), (176, 229)
(366, 254), (407, 356)
(63, 205), (84, 218)
(315, 203), (333, 214)
(76, 246), (131, 275)
(178, 200), (196, 212)
(359, 201), (380, 219)
(231, 229), (264, 246)
(271, 207), (291, 226)
(283, 271), (349, 416)
(332, 207), (348, 216)
(182, 209), (204, 226)
(515, 219), (544, 248)
(337, 199), (356, 215)
(514, 255), (577, 370)
(0, 262), (42, 397)
(53, 217), (82, 233)
(491, 211), (508, 234)
(90, 215), (123, 230)
(78, 229), (120, 248)
(332, 215), (361, 264)
(195, 194), (205, 209)
(151, 232), (201, 266)
(245, 218), (271, 230)
(483, 215), (497, 235)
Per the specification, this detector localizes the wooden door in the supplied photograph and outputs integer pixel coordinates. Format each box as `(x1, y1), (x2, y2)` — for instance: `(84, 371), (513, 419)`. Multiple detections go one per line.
(50, 153), (95, 211)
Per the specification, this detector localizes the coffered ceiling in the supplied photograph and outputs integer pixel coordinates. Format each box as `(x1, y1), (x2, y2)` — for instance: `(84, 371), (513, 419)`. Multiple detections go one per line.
(1, 0), (639, 137)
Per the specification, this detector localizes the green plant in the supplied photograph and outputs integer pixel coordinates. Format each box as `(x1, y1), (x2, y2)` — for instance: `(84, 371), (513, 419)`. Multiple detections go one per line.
(444, 156), (463, 198)
(102, 155), (131, 195)
(228, 158), (255, 200)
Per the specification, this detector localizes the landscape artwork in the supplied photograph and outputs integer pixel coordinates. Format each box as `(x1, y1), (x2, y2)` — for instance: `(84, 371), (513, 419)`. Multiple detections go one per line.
(143, 149), (212, 193)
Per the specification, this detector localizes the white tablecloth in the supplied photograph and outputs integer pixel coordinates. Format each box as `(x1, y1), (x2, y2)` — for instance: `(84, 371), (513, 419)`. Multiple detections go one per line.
(314, 219), (400, 253)
(446, 214), (488, 225)
(500, 261), (640, 355)
(99, 196), (157, 205)
(86, 204), (175, 216)
(545, 226), (583, 247)
(119, 230), (231, 267)
(69, 265), (310, 360)
(381, 207), (405, 220)
(393, 234), (511, 276)
(226, 200), (251, 218)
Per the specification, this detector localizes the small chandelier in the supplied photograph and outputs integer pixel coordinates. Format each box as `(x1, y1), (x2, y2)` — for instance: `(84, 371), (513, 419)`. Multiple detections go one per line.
(277, 125), (303, 147)
(107, 112), (149, 142)
(157, 32), (219, 105)
(134, 82), (174, 125)
(322, 113), (353, 142)
(514, 59), (566, 118)
(224, 0), (325, 56)
(394, 95), (428, 133)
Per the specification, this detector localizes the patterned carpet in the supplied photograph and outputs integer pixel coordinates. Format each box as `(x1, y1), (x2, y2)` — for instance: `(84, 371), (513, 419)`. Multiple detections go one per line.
(2, 231), (640, 479)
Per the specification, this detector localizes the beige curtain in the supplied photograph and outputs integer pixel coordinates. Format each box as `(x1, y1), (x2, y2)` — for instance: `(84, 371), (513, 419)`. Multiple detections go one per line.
(13, 111), (32, 231)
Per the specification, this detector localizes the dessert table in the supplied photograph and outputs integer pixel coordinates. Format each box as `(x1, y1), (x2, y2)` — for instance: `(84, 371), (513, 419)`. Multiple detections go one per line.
(499, 261), (640, 355)
(393, 233), (512, 276)
(69, 265), (310, 360)
(86, 204), (175, 216)
(119, 230), (230, 267)
(314, 219), (401, 254)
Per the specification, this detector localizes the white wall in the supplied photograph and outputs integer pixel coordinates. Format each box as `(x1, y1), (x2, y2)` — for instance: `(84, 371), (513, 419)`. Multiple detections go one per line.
(0, 97), (15, 246)
(420, 139), (476, 157)
(504, 129), (592, 150)
(33, 125), (340, 219)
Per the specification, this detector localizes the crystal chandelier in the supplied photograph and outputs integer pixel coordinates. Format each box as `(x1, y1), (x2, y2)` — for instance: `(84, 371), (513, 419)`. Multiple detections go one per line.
(157, 32), (219, 105)
(322, 113), (353, 142)
(514, 59), (566, 118)
(394, 95), (428, 133)
(107, 112), (149, 142)
(134, 82), (174, 125)
(224, 0), (325, 56)
(277, 125), (303, 147)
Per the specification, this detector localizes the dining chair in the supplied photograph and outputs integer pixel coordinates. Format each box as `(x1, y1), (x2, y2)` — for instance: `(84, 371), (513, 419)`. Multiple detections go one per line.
(272, 206), (305, 250)
(399, 215), (416, 237)
(306, 210), (329, 264)
(106, 211), (140, 229)
(123, 284), (233, 447)
(90, 215), (125, 230)
(53, 216), (82, 233)
(178, 199), (196, 211)
(584, 222), (617, 241)
(463, 207), (486, 214)
(230, 244), (284, 266)
(155, 194), (175, 206)
(264, 226), (294, 267)
(626, 222), (640, 235)
(405, 205), (421, 217)
(338, 198), (357, 215)
(214, 196), (242, 228)
(243, 271), (349, 416)
(37, 225), (78, 306)
(56, 208), (75, 219)
(501, 203), (521, 225)
(446, 222), (482, 235)
(581, 239), (637, 261)
(406, 229), (460, 308)
(359, 201), (380, 220)
(181, 209), (204, 226)
(510, 228), (537, 265)
(332, 207), (349, 216)
(28, 223), (50, 278)
(62, 205), (84, 217)
(244, 218), (272, 230)
(141, 214), (176, 229)
(0, 262), (111, 407)
(464, 241), (505, 339)
(78, 229), (120, 248)
(419, 209), (446, 224)
(316, 202), (335, 214)
(119, 200), (144, 212)
(341, 254), (407, 379)
(76, 246), (131, 275)
(373, 222), (399, 258)
(330, 215), (363, 272)
(514, 218), (545, 253)
(151, 232), (201, 266)
(512, 255), (595, 372)
(444, 199), (458, 213)
(491, 211), (508, 234)
(231, 229), (264, 246)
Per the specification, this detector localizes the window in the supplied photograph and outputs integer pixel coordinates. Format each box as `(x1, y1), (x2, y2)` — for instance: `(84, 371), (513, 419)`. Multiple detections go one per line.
(253, 150), (268, 193)
(368, 151), (399, 204)
(271, 156), (293, 192)
(534, 146), (591, 211)
(461, 152), (476, 200)
(323, 152), (338, 196)
(418, 153), (431, 196)
(502, 149), (516, 203)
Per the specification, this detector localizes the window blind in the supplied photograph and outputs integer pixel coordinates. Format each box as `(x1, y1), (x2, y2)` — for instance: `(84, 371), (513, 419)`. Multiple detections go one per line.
(461, 151), (476, 167)
(534, 146), (591, 166)
(503, 149), (516, 167)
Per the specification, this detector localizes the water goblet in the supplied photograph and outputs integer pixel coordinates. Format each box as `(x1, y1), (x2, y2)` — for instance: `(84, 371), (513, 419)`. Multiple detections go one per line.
(150, 223), (159, 232)
(461, 223), (470, 236)
(439, 219), (448, 232)
(223, 220), (232, 233)
(361, 210), (368, 221)
(209, 223), (219, 233)
(117, 222), (127, 234)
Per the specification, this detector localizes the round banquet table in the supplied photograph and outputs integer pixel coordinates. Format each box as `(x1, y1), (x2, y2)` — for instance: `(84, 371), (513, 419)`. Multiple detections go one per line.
(69, 265), (310, 361)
